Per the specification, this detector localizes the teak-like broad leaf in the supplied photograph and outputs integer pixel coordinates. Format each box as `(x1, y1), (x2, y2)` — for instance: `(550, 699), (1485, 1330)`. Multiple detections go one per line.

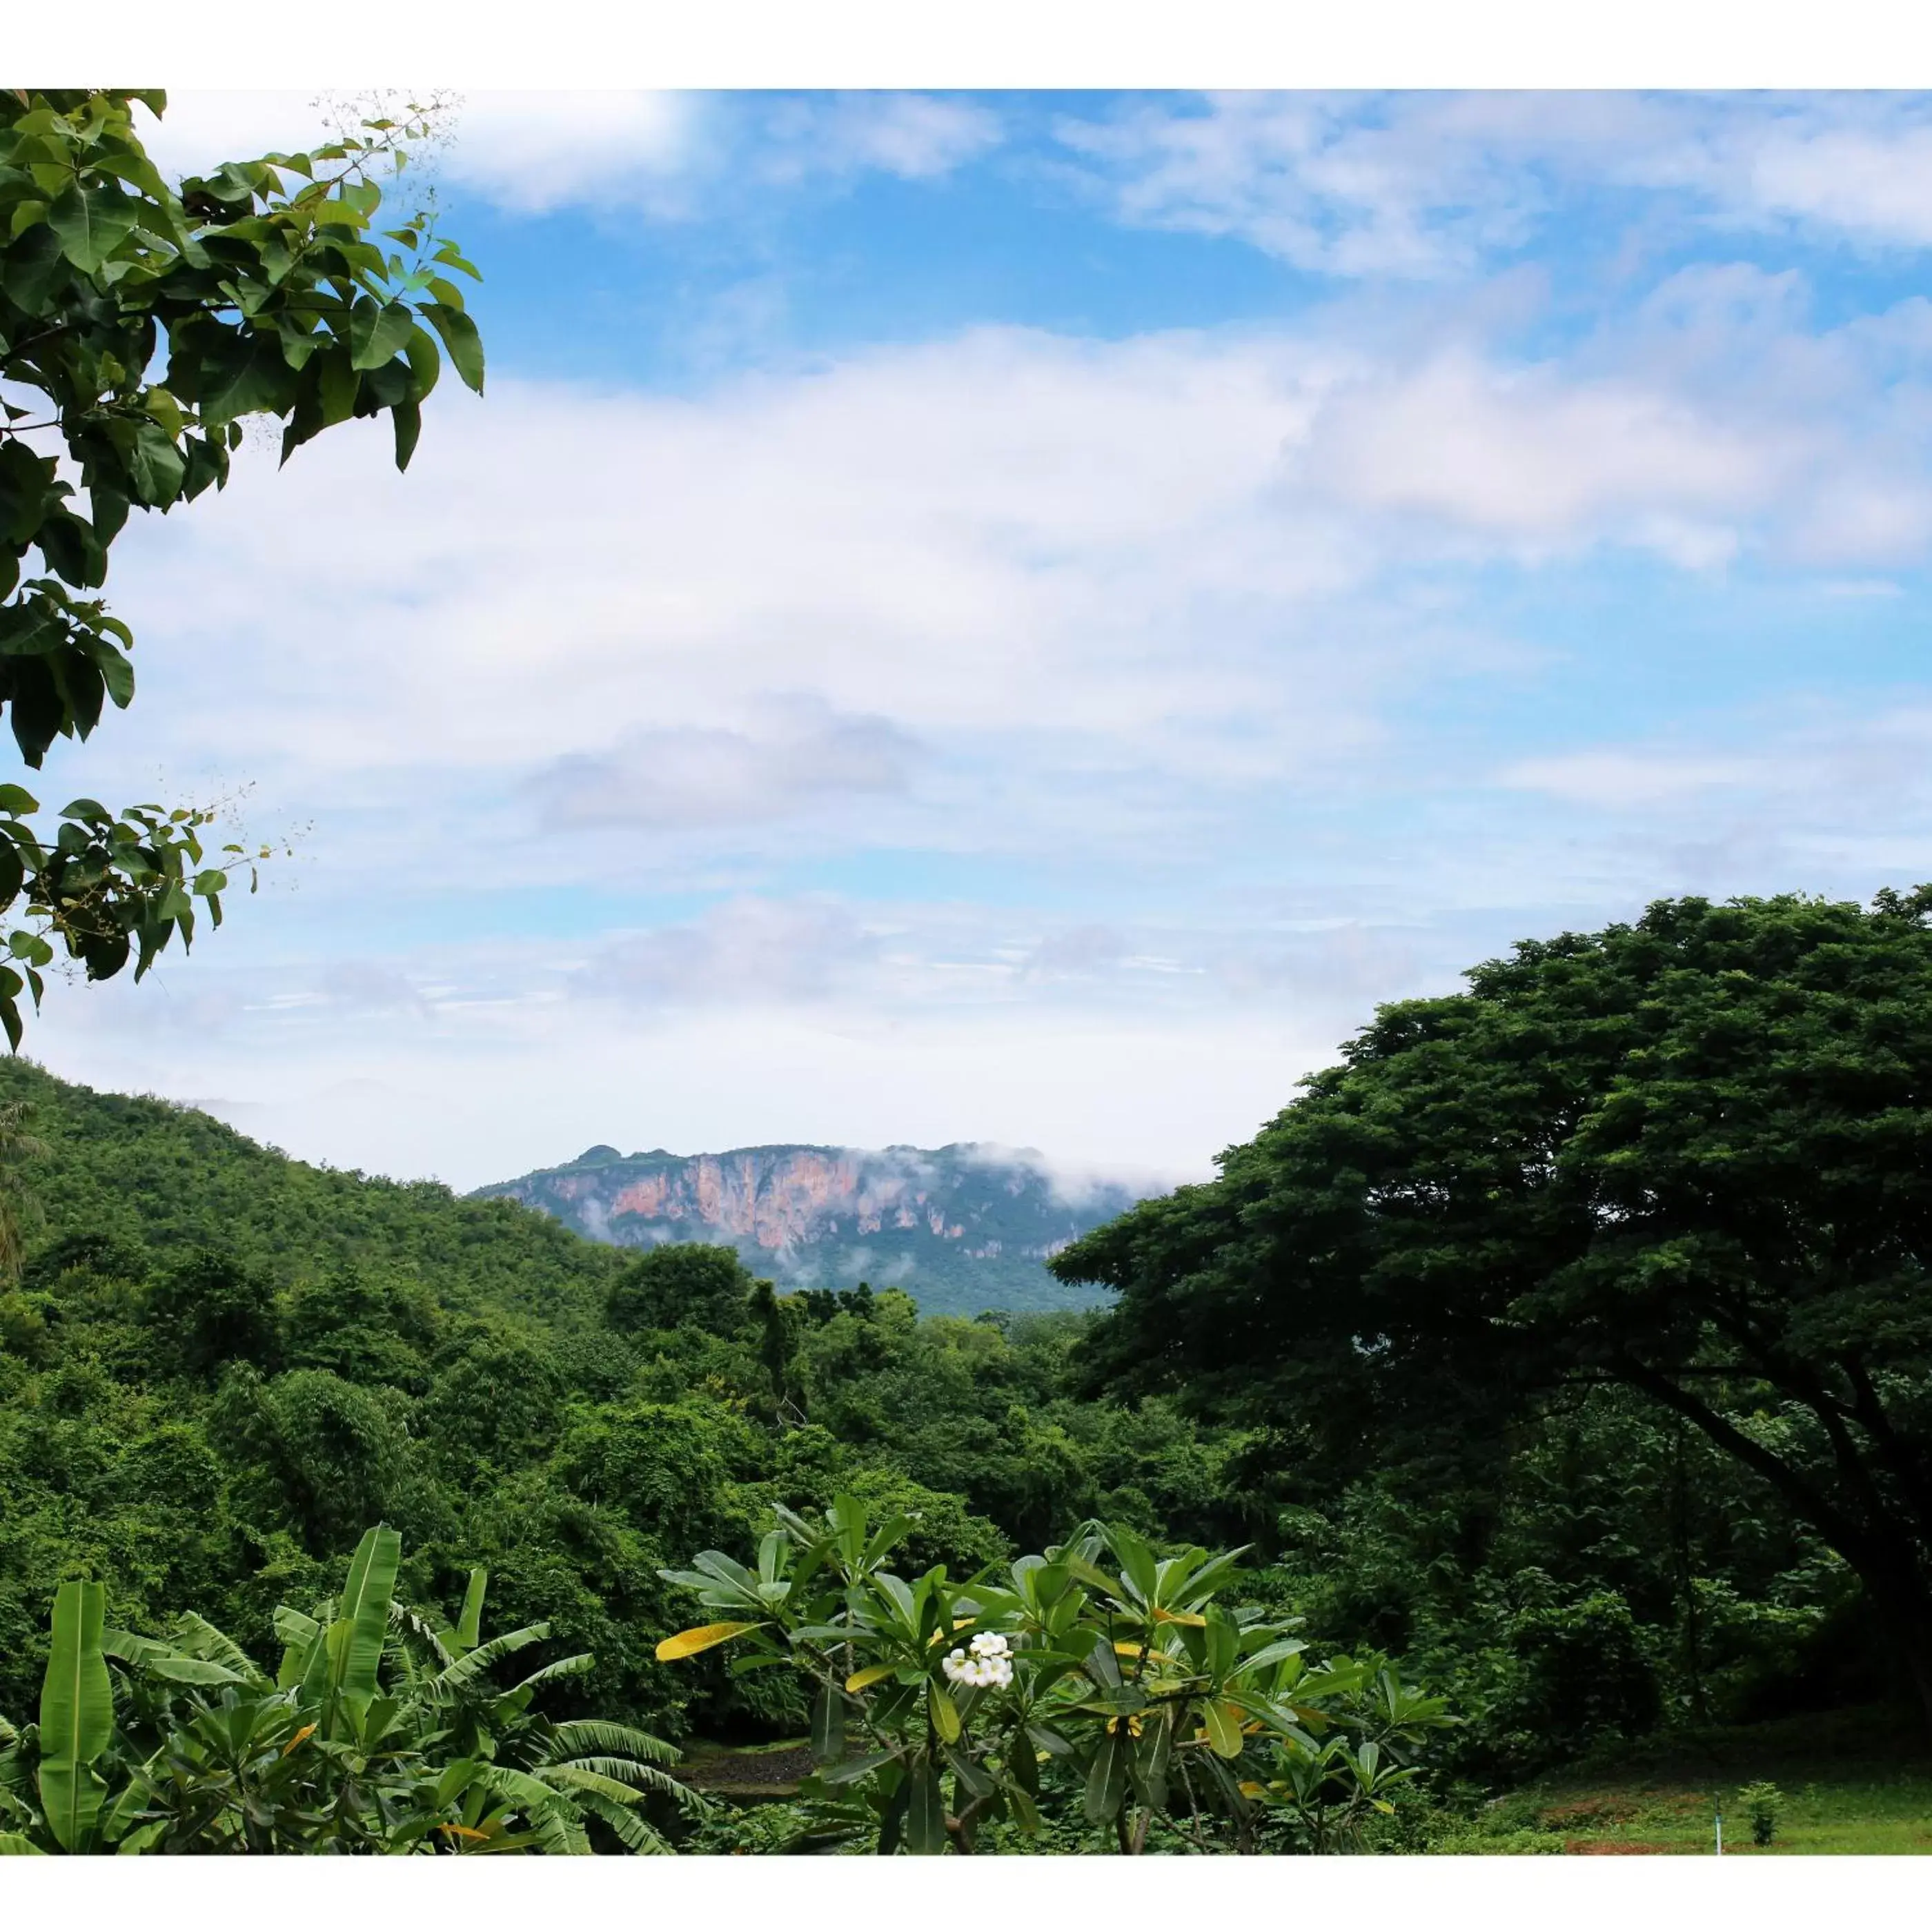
(0, 92), (485, 1052)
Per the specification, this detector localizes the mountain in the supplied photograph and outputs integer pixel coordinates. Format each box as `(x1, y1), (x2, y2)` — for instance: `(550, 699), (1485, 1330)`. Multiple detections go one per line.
(469, 1142), (1150, 1317)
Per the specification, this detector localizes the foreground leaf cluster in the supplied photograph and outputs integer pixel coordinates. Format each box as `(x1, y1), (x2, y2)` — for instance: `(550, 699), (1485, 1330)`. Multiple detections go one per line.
(0, 88), (482, 1045)
(659, 1497), (1452, 1853)
(0, 1524), (693, 1854)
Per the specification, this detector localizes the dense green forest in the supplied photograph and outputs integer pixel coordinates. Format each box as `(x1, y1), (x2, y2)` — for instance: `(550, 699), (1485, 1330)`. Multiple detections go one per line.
(0, 938), (1903, 1845)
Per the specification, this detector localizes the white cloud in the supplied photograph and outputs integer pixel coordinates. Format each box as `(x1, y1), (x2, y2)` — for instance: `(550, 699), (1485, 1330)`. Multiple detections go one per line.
(1056, 92), (1550, 277)
(29, 275), (1932, 1187)
(1499, 750), (1768, 808)
(1302, 348), (1787, 556)
(98, 327), (1360, 847)
(441, 92), (695, 213)
(1656, 102), (1932, 250)
(577, 898), (880, 1006)
(62, 297), (1932, 931)
(28, 980), (1318, 1193)
(1057, 92), (1932, 275)
(136, 90), (995, 222)
(529, 702), (918, 831)
(756, 93), (1003, 185)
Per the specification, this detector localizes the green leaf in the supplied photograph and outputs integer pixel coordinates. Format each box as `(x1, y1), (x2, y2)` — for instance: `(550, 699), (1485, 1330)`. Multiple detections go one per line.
(196, 337), (290, 427)
(403, 323), (441, 404)
(126, 422), (186, 508)
(2, 223), (65, 316)
(0, 786), (39, 817)
(423, 302), (485, 394)
(336, 1524), (402, 1702)
(816, 1748), (897, 1787)
(0, 440), (55, 547)
(136, 1653), (243, 1687)
(456, 1568), (487, 1653)
(46, 183), (138, 274)
(37, 1579), (113, 1851)
(391, 396), (422, 472)
(1239, 1637), (1308, 1677)
(349, 296), (417, 372)
(1203, 1697), (1244, 1759)
(905, 1756), (947, 1855)
(1083, 1726), (1130, 1826)
(928, 1681), (960, 1744)
(1005, 1782), (1041, 1835)
(431, 240), (483, 279)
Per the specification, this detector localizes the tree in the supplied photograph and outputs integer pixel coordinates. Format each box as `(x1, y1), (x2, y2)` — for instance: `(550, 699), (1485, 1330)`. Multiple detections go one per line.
(0, 1098), (42, 1282)
(1054, 889), (1932, 1721)
(605, 1242), (758, 1337)
(141, 1246), (277, 1376)
(0, 90), (484, 1047)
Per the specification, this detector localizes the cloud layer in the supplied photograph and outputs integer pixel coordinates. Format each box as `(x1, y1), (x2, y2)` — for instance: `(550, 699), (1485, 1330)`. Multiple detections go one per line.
(23, 90), (1932, 1192)
(1056, 92), (1932, 273)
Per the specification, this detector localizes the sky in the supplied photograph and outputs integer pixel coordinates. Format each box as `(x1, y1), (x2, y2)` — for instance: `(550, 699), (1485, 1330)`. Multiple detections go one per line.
(23, 88), (1932, 1192)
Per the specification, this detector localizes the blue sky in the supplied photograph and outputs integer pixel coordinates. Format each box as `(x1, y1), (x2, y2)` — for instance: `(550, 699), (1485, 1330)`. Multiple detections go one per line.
(29, 90), (1932, 1189)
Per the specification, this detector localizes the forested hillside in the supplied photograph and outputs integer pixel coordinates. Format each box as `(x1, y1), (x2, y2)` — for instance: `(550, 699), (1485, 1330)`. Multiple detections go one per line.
(0, 1060), (1231, 1753)
(0, 1034), (1904, 1819)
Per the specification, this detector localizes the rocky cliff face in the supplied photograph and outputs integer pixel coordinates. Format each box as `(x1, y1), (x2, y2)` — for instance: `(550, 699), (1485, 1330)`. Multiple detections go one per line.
(470, 1143), (1147, 1317)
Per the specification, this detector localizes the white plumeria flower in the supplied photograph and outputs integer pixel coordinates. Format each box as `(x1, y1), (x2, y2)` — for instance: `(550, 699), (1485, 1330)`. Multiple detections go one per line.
(943, 1633), (1014, 1690)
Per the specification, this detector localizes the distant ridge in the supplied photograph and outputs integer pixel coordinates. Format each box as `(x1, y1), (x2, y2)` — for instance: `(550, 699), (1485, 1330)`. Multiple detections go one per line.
(469, 1141), (1150, 1317)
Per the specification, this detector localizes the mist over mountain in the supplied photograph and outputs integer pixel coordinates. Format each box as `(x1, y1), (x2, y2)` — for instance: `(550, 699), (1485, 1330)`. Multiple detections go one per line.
(469, 1142), (1153, 1317)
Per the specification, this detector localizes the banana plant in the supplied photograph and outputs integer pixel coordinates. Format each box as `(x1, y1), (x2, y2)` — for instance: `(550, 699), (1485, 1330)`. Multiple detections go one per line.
(656, 1498), (1455, 1855)
(0, 1525), (700, 1854)
(37, 1579), (115, 1850)
(386, 1562), (700, 1853)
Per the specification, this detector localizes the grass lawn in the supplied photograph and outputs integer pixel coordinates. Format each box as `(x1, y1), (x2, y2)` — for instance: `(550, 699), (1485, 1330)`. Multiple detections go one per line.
(1447, 1704), (1932, 1854)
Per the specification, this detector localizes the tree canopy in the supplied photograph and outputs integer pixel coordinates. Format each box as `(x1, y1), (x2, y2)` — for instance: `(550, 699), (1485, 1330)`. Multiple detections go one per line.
(0, 89), (482, 1047)
(1055, 888), (1932, 1713)
(607, 1242), (760, 1339)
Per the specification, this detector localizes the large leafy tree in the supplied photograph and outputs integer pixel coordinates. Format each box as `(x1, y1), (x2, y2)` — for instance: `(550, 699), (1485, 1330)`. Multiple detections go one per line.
(1054, 889), (1932, 1719)
(0, 89), (483, 1047)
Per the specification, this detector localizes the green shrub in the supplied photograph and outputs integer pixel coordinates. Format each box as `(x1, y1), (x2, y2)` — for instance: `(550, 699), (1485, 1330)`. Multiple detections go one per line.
(1737, 1779), (1782, 1846)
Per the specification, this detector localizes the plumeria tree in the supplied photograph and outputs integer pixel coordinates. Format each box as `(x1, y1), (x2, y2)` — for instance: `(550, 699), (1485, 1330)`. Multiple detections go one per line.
(658, 1496), (1452, 1853)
